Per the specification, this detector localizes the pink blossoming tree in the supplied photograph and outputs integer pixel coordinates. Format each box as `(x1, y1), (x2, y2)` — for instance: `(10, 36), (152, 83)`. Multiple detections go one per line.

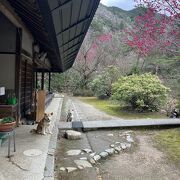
(73, 33), (113, 89)
(124, 0), (179, 59)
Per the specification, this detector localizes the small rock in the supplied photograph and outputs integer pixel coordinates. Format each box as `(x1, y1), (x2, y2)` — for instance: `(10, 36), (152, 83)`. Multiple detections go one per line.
(126, 135), (134, 143)
(115, 142), (120, 144)
(99, 152), (109, 158)
(74, 160), (92, 168)
(110, 144), (115, 148)
(89, 152), (96, 157)
(60, 167), (66, 171)
(66, 167), (77, 173)
(120, 143), (127, 150)
(115, 146), (121, 153)
(105, 148), (115, 155)
(107, 133), (114, 137)
(81, 152), (84, 155)
(66, 150), (81, 156)
(80, 157), (88, 160)
(89, 158), (96, 164)
(114, 151), (119, 154)
(83, 148), (92, 153)
(125, 143), (132, 148)
(65, 130), (82, 140)
(78, 165), (84, 170)
(93, 155), (101, 161)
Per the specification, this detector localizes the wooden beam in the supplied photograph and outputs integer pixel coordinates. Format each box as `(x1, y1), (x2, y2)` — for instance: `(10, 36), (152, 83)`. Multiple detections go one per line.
(56, 17), (90, 36)
(59, 33), (84, 48)
(51, 0), (72, 12)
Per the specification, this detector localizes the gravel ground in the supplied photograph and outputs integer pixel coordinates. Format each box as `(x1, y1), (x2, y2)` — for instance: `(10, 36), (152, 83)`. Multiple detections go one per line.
(55, 96), (180, 180)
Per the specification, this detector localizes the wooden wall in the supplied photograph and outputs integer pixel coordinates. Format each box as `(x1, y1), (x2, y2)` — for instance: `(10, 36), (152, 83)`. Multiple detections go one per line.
(20, 55), (33, 117)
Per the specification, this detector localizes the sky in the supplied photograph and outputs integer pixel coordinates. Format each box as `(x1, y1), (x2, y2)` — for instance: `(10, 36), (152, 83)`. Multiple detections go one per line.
(101, 0), (135, 10)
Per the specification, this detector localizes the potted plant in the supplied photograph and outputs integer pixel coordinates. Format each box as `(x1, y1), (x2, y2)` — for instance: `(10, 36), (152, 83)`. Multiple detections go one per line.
(0, 117), (16, 132)
(7, 92), (17, 105)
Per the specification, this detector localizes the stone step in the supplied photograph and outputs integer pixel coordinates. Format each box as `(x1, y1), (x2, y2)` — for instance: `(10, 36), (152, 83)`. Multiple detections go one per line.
(58, 119), (180, 131)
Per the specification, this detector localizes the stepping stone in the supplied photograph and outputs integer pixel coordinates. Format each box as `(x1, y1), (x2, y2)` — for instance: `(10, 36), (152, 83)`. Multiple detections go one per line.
(82, 148), (92, 153)
(66, 150), (81, 156)
(93, 155), (101, 161)
(60, 167), (66, 171)
(65, 130), (81, 140)
(99, 152), (109, 158)
(66, 167), (77, 173)
(74, 160), (93, 168)
(105, 148), (115, 155)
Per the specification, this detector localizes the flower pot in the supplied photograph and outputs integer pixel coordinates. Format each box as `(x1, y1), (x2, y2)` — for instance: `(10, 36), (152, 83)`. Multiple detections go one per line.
(0, 121), (16, 132)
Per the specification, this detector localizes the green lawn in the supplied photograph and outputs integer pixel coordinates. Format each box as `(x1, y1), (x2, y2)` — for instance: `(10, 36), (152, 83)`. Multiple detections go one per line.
(155, 128), (180, 166)
(79, 97), (166, 119)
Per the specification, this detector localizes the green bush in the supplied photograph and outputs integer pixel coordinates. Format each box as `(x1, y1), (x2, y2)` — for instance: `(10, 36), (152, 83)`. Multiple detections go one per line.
(73, 89), (94, 97)
(112, 73), (170, 112)
(89, 66), (120, 98)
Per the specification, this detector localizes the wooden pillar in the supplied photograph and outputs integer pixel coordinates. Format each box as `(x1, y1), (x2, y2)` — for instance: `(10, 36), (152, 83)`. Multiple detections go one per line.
(48, 72), (51, 92)
(35, 72), (38, 89)
(41, 72), (44, 90)
(15, 28), (22, 126)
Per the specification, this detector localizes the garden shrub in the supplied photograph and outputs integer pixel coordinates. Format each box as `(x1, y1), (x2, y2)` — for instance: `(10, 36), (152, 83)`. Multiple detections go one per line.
(89, 66), (120, 98)
(73, 89), (94, 97)
(112, 73), (170, 112)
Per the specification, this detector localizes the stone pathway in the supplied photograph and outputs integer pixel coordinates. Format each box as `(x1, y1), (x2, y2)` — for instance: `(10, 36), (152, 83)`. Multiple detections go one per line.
(55, 130), (135, 179)
(55, 96), (180, 180)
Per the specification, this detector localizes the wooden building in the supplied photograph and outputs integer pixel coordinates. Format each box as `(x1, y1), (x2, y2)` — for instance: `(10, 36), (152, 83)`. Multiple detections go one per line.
(0, 0), (100, 122)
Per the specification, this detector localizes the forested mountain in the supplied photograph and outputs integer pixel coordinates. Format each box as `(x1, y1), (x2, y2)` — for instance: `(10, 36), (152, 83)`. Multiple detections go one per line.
(90, 4), (146, 34)
(87, 4), (179, 96)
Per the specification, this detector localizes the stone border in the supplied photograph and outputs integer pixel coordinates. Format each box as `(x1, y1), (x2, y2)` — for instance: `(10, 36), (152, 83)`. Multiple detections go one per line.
(43, 97), (63, 180)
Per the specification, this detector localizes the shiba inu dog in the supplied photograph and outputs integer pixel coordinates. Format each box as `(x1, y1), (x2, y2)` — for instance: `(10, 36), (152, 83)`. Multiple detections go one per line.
(66, 109), (74, 122)
(30, 112), (53, 135)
